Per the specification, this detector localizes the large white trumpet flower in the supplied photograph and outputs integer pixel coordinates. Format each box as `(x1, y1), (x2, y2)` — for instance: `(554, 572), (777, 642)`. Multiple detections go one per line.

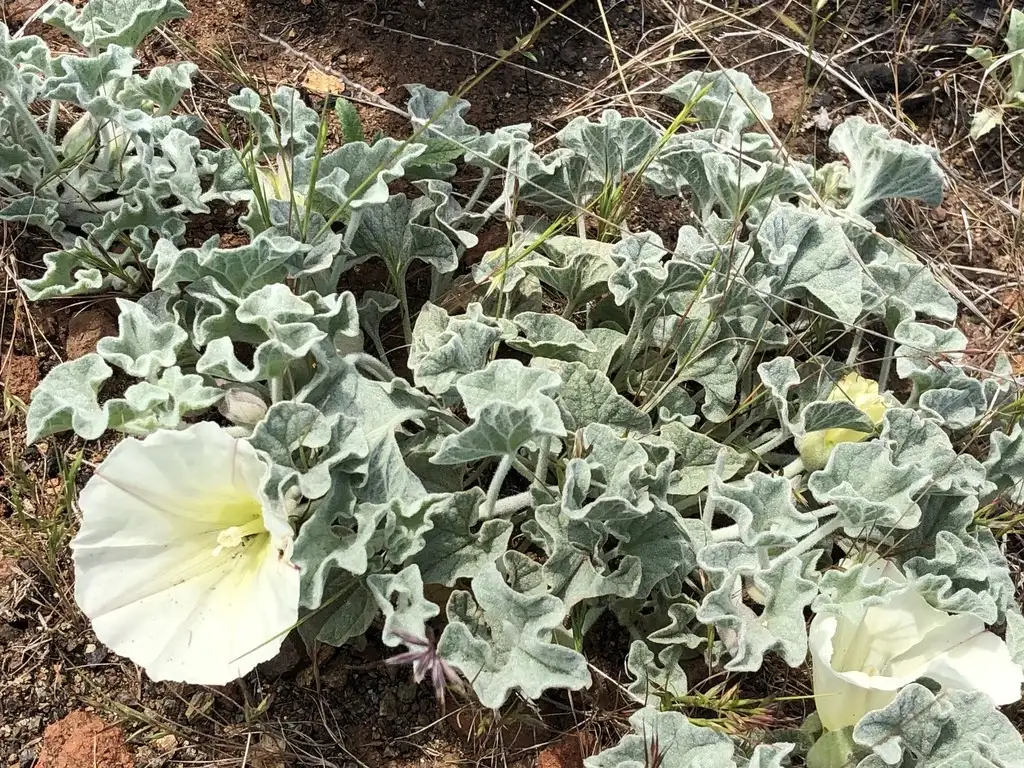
(810, 557), (1023, 731)
(72, 422), (300, 685)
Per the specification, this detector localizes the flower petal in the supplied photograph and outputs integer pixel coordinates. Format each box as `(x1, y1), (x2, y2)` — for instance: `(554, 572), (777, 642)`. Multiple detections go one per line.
(810, 614), (901, 731)
(917, 626), (1024, 706)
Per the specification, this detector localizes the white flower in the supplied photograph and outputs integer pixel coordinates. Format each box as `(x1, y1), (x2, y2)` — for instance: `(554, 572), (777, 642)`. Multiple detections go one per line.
(810, 557), (1023, 731)
(796, 372), (888, 471)
(72, 422), (300, 686)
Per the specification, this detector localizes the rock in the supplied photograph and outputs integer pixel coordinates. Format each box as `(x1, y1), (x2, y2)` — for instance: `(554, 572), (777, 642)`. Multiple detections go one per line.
(1, 355), (38, 404)
(536, 733), (594, 768)
(65, 307), (117, 360)
(256, 633), (304, 681)
(83, 643), (107, 666)
(37, 711), (133, 768)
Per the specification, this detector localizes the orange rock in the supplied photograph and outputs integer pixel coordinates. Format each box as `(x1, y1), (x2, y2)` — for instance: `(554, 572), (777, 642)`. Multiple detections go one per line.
(536, 732), (594, 768)
(37, 710), (133, 768)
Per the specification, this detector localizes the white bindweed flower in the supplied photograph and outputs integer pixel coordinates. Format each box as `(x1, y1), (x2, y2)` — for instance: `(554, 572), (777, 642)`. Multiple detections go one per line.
(72, 422), (300, 686)
(796, 372), (888, 471)
(810, 556), (1024, 731)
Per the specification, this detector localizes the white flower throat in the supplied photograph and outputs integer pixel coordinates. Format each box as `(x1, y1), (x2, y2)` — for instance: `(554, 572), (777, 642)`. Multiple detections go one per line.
(212, 517), (267, 557)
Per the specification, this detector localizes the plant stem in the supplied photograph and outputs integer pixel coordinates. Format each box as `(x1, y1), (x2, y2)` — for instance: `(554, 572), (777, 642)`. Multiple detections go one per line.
(877, 336), (896, 393)
(576, 213), (587, 239)
(343, 208), (363, 247)
(751, 428), (788, 456)
(465, 167), (494, 212)
(782, 457), (805, 479)
(269, 375), (284, 404)
(845, 327), (865, 367)
(772, 516), (843, 567)
(492, 490), (534, 518)
(533, 436), (552, 488)
(350, 352), (395, 381)
(484, 454), (514, 518)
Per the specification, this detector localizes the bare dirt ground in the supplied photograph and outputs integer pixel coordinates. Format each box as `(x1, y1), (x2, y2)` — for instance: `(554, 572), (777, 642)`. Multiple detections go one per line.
(2, 0), (1023, 766)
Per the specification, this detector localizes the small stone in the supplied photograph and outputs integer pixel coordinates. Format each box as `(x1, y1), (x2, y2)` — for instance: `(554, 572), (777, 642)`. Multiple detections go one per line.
(18, 749), (35, 768)
(152, 734), (177, 753)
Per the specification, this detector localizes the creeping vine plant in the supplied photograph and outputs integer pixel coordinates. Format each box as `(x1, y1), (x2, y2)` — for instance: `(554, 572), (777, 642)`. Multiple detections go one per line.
(7, 2), (1024, 766)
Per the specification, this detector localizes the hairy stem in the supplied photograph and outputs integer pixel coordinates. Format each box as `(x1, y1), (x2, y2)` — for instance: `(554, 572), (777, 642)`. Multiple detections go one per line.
(484, 455), (514, 519)
(343, 208), (363, 248)
(877, 336), (896, 393)
(465, 167), (494, 212)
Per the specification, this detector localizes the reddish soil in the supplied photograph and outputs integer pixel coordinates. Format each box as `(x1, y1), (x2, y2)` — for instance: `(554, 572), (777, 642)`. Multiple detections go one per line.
(35, 711), (133, 768)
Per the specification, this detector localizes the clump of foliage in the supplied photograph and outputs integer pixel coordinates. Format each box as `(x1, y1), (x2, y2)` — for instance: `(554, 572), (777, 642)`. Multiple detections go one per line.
(6, 2), (1024, 766)
(969, 8), (1024, 138)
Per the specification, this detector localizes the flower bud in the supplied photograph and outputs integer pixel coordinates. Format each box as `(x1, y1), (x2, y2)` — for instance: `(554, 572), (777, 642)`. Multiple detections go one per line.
(217, 385), (268, 427)
(795, 372), (887, 471)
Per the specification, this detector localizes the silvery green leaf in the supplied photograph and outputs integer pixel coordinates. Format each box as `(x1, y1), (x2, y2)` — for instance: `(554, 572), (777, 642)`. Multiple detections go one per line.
(297, 574), (378, 648)
(356, 290), (400, 359)
(43, 46), (137, 115)
(456, 358), (561, 419)
(507, 312), (596, 359)
(117, 61), (196, 114)
(745, 744), (796, 768)
(808, 440), (930, 535)
(465, 122), (532, 170)
(432, 399), (566, 463)
(438, 565), (591, 709)
(882, 408), (990, 496)
(908, 363), (989, 429)
(608, 231), (678, 309)
(703, 153), (807, 221)
(197, 287), (356, 382)
(893, 320), (967, 378)
(404, 489), (512, 586)
(863, 245), (957, 325)
(152, 234), (290, 295)
(527, 500), (641, 608)
(1007, 609), (1024, 670)
(756, 205), (863, 325)
(584, 707), (738, 768)
(405, 83), (479, 144)
(25, 354), (112, 443)
(829, 116), (943, 215)
(305, 137), (426, 211)
(0, 27), (52, 98)
(647, 422), (743, 495)
(853, 684), (1024, 767)
(529, 235), (616, 312)
(96, 298), (187, 378)
(643, 129), (728, 204)
(292, 478), (385, 607)
(368, 565), (440, 647)
(412, 178), (485, 249)
(707, 471), (817, 547)
(626, 641), (688, 706)
(249, 401), (368, 501)
(104, 367), (221, 435)
(407, 302), (512, 400)
(518, 147), (591, 212)
(556, 109), (659, 183)
(350, 192), (458, 277)
(757, 356), (800, 427)
(646, 601), (704, 648)
(43, 0), (188, 50)
(662, 69), (772, 134)
(902, 530), (1006, 622)
(533, 359), (651, 432)
(985, 423), (1024, 504)
(697, 543), (816, 670)
(812, 560), (903, 614)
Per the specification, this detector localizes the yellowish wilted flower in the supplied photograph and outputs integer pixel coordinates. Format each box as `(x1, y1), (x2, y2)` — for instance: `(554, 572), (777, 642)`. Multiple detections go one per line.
(796, 373), (888, 470)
